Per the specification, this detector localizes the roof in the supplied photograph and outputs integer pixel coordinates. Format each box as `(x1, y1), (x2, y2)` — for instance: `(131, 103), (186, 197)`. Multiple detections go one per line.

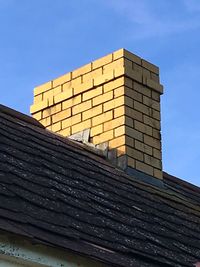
(0, 104), (200, 267)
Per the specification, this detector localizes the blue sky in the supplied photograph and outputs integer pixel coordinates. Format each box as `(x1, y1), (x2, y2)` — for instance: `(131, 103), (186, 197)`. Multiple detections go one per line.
(1, 0), (200, 186)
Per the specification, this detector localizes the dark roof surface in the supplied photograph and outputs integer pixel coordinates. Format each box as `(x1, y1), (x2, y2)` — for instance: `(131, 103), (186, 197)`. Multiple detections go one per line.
(0, 104), (200, 267)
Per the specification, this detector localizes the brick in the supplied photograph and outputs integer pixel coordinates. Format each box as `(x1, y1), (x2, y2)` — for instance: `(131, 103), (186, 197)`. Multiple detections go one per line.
(82, 68), (102, 83)
(125, 106), (143, 122)
(92, 130), (114, 145)
(93, 91), (113, 107)
(103, 96), (130, 111)
(43, 92), (52, 105)
(62, 114), (81, 129)
(109, 136), (126, 148)
(103, 58), (124, 73)
(115, 106), (143, 122)
(72, 63), (92, 79)
(104, 116), (125, 131)
(143, 115), (160, 130)
(142, 68), (151, 80)
(154, 168), (163, 179)
(62, 95), (81, 110)
(114, 65), (125, 77)
(127, 157), (135, 168)
(72, 100), (92, 115)
(135, 140), (153, 156)
(74, 77), (86, 87)
(82, 105), (103, 120)
(109, 135), (134, 148)
(72, 76), (82, 87)
(62, 77), (81, 92)
(32, 111), (42, 120)
(126, 126), (143, 141)
(72, 119), (91, 134)
(114, 106), (125, 118)
(125, 96), (134, 108)
(151, 73), (160, 83)
(113, 48), (141, 65)
(30, 99), (48, 114)
(124, 58), (133, 70)
(92, 53), (113, 69)
(114, 86), (124, 98)
(82, 86), (103, 101)
(34, 81), (52, 96)
(144, 155), (161, 169)
(52, 121), (61, 132)
(113, 48), (125, 60)
(142, 59), (159, 75)
(54, 88), (73, 104)
(125, 116), (133, 127)
(48, 95), (54, 107)
(144, 135), (161, 150)
(153, 148), (162, 159)
(134, 100), (151, 115)
(62, 81), (73, 92)
(43, 86), (61, 100)
(136, 161), (153, 176)
(124, 77), (133, 88)
(54, 85), (62, 95)
(42, 103), (62, 118)
(58, 127), (71, 137)
(133, 82), (151, 97)
(133, 63), (143, 74)
(93, 70), (114, 86)
(152, 109), (160, 120)
(125, 68), (142, 83)
(52, 108), (71, 123)
(124, 49), (141, 65)
(151, 91), (160, 101)
(146, 78), (163, 94)
(126, 136), (134, 147)
(34, 94), (43, 103)
(103, 95), (124, 112)
(61, 81), (71, 92)
(127, 147), (143, 161)
(92, 110), (113, 126)
(114, 125), (125, 137)
(74, 80), (93, 95)
(143, 96), (160, 111)
(40, 117), (51, 127)
(90, 124), (103, 137)
(134, 120), (152, 136)
(53, 72), (71, 87)
(104, 77), (125, 93)
(125, 87), (142, 102)
(152, 129), (160, 139)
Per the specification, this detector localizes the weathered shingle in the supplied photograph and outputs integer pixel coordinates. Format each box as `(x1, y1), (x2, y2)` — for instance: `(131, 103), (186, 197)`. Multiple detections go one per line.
(0, 104), (200, 267)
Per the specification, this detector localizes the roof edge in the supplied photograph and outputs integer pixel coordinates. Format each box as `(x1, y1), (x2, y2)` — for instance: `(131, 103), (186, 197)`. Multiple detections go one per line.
(0, 104), (44, 129)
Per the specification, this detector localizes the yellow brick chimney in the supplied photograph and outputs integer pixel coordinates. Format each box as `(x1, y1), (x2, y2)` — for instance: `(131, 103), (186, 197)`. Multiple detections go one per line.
(30, 49), (163, 179)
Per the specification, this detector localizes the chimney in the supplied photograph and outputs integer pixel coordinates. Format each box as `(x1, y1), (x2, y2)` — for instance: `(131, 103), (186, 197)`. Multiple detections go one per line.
(30, 49), (163, 180)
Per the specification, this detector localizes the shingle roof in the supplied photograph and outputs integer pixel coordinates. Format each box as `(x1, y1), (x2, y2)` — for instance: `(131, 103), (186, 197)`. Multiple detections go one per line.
(0, 104), (200, 267)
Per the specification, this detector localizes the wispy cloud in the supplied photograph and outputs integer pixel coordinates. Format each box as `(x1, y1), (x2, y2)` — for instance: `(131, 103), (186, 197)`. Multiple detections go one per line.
(103, 0), (200, 39)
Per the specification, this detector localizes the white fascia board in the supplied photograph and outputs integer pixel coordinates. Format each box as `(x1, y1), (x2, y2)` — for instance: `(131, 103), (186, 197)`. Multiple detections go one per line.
(0, 232), (107, 267)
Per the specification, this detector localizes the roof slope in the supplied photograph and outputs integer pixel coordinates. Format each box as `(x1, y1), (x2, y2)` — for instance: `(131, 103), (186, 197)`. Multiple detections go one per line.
(0, 104), (200, 267)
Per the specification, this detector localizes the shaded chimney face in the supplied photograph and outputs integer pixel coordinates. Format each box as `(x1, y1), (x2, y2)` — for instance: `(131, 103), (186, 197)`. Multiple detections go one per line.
(30, 49), (163, 179)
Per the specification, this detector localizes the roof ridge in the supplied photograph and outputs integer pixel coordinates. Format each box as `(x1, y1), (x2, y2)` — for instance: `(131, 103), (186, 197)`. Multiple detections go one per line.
(0, 104), (44, 129)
